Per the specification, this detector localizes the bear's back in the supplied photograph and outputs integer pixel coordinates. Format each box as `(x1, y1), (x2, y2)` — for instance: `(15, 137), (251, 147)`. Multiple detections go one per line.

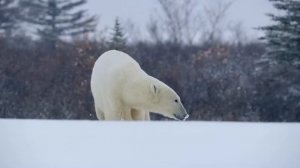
(91, 50), (141, 107)
(94, 50), (139, 73)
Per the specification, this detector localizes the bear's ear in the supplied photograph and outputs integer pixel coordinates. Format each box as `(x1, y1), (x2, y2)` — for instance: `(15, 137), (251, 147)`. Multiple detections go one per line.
(149, 83), (160, 102)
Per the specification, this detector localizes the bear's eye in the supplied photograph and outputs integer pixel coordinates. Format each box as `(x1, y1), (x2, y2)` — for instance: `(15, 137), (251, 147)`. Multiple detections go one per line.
(174, 99), (178, 103)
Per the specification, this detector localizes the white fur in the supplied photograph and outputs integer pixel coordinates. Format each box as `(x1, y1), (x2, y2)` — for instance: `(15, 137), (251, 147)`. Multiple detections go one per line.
(91, 50), (188, 121)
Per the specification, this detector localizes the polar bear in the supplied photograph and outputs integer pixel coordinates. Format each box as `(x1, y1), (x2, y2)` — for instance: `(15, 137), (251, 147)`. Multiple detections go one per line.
(91, 50), (188, 121)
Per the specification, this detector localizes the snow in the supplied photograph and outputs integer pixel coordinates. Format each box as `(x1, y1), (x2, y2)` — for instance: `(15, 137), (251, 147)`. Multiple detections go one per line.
(0, 119), (300, 168)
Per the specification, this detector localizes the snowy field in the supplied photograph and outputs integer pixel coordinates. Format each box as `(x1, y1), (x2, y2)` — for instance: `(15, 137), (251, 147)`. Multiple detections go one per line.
(0, 119), (300, 168)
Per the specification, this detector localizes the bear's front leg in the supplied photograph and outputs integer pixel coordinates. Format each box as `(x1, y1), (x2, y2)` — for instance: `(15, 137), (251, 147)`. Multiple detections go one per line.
(131, 109), (150, 121)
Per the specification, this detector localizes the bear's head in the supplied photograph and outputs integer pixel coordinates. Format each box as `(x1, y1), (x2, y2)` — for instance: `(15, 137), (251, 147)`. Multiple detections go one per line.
(123, 75), (189, 120)
(147, 80), (189, 121)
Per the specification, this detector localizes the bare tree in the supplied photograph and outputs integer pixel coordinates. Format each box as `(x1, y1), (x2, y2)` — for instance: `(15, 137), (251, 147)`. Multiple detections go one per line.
(147, 16), (163, 44)
(123, 19), (141, 44)
(228, 21), (248, 47)
(148, 0), (233, 46)
(148, 0), (201, 45)
(202, 0), (233, 45)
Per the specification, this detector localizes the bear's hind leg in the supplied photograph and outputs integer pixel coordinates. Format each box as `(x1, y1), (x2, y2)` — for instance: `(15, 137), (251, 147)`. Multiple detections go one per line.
(104, 108), (123, 120)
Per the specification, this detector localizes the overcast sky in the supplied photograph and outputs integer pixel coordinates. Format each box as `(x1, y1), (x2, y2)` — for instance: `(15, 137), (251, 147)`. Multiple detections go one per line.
(85, 0), (277, 41)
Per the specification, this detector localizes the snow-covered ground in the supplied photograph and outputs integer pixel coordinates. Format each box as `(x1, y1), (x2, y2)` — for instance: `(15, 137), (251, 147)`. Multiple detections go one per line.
(0, 119), (299, 168)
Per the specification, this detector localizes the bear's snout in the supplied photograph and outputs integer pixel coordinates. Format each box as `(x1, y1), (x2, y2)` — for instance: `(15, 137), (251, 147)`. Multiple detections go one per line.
(174, 104), (189, 121)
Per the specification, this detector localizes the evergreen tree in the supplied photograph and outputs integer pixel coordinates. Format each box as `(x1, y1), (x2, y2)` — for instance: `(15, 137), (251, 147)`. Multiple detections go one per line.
(0, 0), (18, 33)
(20, 0), (96, 49)
(261, 0), (300, 66)
(109, 18), (127, 51)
